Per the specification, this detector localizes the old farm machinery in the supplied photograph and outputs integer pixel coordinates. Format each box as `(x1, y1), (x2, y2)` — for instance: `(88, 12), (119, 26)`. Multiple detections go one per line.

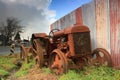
(20, 25), (112, 74)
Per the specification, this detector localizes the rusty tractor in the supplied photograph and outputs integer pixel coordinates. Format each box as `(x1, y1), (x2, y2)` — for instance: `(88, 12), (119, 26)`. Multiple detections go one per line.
(20, 24), (112, 74)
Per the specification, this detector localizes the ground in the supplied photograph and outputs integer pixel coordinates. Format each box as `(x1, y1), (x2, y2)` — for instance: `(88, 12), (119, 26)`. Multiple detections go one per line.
(0, 53), (120, 80)
(17, 67), (58, 80)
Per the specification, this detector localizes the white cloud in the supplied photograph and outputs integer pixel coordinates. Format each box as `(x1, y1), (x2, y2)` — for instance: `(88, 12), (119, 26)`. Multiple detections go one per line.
(46, 10), (57, 24)
(0, 0), (56, 39)
(47, 10), (56, 18)
(1, 0), (51, 10)
(49, 18), (56, 24)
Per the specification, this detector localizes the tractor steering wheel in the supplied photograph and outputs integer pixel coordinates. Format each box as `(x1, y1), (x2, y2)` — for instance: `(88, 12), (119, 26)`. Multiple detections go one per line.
(49, 29), (60, 40)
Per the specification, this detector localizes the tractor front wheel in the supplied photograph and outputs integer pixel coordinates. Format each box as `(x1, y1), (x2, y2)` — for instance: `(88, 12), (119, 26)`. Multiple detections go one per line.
(49, 49), (68, 74)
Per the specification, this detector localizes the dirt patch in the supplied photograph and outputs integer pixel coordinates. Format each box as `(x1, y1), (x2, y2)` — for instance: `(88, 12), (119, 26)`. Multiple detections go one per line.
(6, 69), (18, 80)
(17, 67), (59, 80)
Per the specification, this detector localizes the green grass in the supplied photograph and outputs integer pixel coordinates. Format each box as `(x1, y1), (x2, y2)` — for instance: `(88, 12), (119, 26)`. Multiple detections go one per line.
(42, 68), (51, 74)
(0, 54), (19, 77)
(15, 59), (34, 77)
(0, 69), (10, 77)
(15, 58), (120, 80)
(0, 56), (17, 70)
(59, 70), (81, 80)
(59, 66), (120, 80)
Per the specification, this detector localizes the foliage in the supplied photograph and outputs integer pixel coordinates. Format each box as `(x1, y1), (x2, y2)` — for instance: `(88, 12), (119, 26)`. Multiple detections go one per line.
(0, 17), (23, 45)
(14, 31), (21, 40)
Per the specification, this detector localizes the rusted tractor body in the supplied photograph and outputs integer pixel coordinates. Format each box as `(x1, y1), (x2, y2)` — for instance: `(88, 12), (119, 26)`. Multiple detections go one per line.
(48, 25), (112, 74)
(20, 24), (112, 74)
(31, 33), (51, 67)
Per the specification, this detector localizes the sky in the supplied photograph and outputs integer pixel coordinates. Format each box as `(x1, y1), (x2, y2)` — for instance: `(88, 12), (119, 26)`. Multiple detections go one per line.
(0, 0), (92, 40)
(49, 0), (92, 19)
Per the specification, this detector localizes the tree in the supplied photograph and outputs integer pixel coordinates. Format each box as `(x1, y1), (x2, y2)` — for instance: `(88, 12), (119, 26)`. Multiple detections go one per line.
(0, 17), (23, 45)
(14, 31), (21, 44)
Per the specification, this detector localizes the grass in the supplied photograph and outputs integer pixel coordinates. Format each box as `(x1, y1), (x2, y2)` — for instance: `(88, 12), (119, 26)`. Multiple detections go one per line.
(0, 69), (10, 77)
(59, 66), (120, 80)
(0, 54), (19, 77)
(59, 70), (81, 80)
(0, 55), (17, 71)
(15, 59), (35, 77)
(15, 57), (120, 80)
(42, 67), (51, 74)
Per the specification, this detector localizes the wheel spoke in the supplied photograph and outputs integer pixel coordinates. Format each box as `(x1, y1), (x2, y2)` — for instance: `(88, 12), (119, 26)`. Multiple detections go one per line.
(51, 54), (62, 69)
(55, 54), (59, 62)
(20, 45), (26, 60)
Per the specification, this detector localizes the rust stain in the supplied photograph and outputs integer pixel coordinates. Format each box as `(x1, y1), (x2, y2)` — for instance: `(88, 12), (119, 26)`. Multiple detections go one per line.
(81, 0), (96, 50)
(50, 11), (76, 30)
(110, 0), (120, 67)
(95, 0), (109, 50)
(75, 7), (83, 25)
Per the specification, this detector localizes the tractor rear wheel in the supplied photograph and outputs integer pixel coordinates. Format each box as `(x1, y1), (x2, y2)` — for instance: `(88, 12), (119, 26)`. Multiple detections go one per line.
(92, 48), (112, 67)
(20, 45), (26, 60)
(33, 39), (44, 68)
(20, 45), (30, 63)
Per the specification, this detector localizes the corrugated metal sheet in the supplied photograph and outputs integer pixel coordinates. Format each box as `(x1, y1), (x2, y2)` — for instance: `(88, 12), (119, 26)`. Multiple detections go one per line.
(82, 1), (96, 50)
(110, 0), (120, 67)
(95, 0), (110, 52)
(75, 7), (83, 25)
(50, 11), (76, 30)
(50, 7), (83, 30)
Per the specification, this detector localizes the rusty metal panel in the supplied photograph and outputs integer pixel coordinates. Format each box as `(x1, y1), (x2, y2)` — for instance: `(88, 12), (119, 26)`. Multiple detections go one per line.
(110, 0), (120, 67)
(75, 7), (83, 25)
(73, 32), (91, 55)
(50, 11), (76, 30)
(82, 1), (96, 50)
(95, 0), (110, 52)
(50, 7), (83, 30)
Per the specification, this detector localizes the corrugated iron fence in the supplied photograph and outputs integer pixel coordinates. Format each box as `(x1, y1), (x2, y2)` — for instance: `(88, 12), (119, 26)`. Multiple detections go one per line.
(50, 0), (120, 67)
(110, 0), (120, 67)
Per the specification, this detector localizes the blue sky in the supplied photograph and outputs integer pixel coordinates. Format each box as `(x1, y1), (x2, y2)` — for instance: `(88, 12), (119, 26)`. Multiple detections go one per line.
(49, 0), (92, 19)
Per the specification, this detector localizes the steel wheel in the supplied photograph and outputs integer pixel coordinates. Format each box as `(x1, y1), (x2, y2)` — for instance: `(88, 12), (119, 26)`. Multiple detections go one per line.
(49, 49), (68, 74)
(20, 45), (29, 63)
(33, 39), (44, 68)
(20, 45), (26, 59)
(92, 48), (112, 67)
